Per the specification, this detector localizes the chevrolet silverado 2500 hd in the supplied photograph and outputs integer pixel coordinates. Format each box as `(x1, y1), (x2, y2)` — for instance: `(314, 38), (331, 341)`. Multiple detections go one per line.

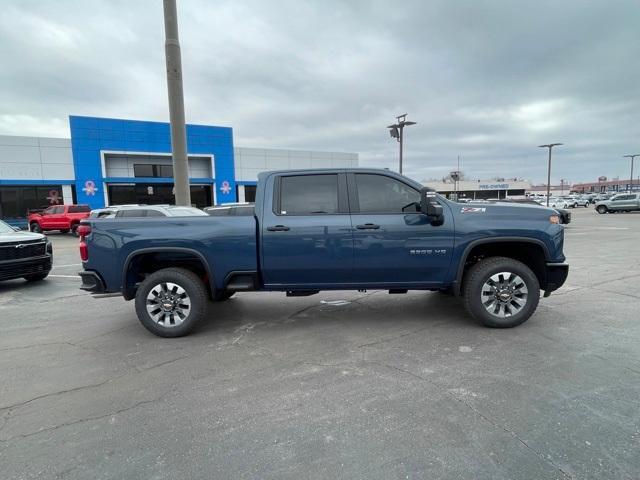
(78, 169), (568, 337)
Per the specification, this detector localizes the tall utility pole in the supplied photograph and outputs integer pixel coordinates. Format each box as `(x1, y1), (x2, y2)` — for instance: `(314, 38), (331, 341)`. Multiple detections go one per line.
(163, 0), (191, 206)
(387, 114), (416, 175)
(623, 154), (639, 191)
(538, 143), (563, 206)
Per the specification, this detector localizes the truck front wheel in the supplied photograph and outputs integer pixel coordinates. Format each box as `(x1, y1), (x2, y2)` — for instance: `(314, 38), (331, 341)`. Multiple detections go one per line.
(30, 222), (42, 233)
(134, 267), (208, 337)
(596, 205), (608, 214)
(463, 257), (540, 328)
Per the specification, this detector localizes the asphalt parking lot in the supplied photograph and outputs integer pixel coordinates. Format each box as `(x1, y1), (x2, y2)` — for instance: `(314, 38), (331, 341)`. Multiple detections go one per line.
(1, 208), (639, 479)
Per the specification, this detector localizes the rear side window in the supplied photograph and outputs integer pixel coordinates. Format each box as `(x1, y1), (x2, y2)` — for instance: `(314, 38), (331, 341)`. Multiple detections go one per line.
(355, 174), (420, 213)
(118, 209), (148, 218)
(68, 205), (90, 213)
(145, 209), (165, 217)
(279, 175), (338, 215)
(613, 195), (633, 201)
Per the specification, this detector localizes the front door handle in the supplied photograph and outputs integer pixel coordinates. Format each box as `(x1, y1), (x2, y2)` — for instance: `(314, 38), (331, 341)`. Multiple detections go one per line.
(356, 223), (380, 230)
(267, 225), (290, 232)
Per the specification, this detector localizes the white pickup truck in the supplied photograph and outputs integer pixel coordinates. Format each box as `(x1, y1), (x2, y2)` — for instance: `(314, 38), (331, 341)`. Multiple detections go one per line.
(595, 193), (640, 214)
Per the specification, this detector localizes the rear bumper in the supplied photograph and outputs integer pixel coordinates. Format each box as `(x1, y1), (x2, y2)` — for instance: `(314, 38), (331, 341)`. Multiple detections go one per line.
(544, 262), (569, 294)
(0, 255), (52, 281)
(79, 270), (106, 293)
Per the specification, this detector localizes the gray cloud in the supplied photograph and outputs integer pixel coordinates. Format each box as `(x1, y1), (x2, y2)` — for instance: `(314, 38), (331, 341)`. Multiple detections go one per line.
(0, 0), (638, 184)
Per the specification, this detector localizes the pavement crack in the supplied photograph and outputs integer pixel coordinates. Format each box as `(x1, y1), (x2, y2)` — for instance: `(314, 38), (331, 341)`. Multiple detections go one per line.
(0, 395), (167, 444)
(0, 372), (129, 413)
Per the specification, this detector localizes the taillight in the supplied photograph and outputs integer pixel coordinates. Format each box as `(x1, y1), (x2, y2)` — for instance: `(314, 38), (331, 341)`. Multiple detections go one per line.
(79, 241), (88, 261)
(78, 224), (91, 261)
(77, 224), (91, 237)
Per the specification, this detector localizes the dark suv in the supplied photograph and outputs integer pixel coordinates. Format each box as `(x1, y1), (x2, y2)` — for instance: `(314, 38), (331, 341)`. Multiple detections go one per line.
(0, 220), (52, 282)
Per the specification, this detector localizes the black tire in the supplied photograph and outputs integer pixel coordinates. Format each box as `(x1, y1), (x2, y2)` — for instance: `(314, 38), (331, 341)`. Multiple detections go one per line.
(596, 205), (607, 214)
(60, 229), (70, 234)
(573, 203), (578, 208)
(24, 272), (49, 282)
(30, 222), (42, 233)
(134, 268), (208, 338)
(214, 290), (235, 301)
(71, 224), (79, 236)
(463, 256), (540, 328)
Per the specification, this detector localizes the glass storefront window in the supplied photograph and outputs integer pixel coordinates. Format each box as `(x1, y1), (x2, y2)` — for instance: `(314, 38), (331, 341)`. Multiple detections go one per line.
(0, 185), (66, 220)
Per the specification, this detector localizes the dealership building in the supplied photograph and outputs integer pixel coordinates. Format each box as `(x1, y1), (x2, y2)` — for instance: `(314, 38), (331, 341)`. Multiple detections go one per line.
(423, 179), (531, 200)
(0, 116), (358, 225)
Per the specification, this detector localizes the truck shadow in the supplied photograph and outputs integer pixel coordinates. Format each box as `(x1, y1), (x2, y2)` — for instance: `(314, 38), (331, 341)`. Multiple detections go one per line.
(194, 291), (476, 337)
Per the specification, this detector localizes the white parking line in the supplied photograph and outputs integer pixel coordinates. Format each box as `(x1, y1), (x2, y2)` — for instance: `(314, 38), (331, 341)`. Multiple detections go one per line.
(48, 275), (79, 278)
(52, 263), (82, 268)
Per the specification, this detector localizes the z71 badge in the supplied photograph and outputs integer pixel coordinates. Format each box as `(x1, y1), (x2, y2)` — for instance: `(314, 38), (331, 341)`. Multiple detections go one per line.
(461, 207), (486, 213)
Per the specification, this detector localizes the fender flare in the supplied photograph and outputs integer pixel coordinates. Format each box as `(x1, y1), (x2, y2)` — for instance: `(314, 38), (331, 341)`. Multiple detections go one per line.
(452, 237), (550, 295)
(121, 247), (215, 300)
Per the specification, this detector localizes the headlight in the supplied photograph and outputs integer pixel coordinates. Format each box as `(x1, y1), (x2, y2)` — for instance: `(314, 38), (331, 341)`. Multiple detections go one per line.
(550, 215), (560, 224)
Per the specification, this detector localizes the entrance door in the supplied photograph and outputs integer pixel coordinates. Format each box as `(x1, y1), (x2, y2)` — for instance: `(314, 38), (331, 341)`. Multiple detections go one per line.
(261, 173), (353, 286)
(348, 173), (454, 286)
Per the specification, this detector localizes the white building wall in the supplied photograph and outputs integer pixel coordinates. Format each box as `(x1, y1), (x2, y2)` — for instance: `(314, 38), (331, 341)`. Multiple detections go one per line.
(0, 135), (74, 180)
(234, 147), (358, 182)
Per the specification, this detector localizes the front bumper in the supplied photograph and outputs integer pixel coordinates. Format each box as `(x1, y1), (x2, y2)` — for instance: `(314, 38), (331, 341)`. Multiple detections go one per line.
(0, 255), (52, 281)
(544, 262), (569, 295)
(79, 270), (106, 293)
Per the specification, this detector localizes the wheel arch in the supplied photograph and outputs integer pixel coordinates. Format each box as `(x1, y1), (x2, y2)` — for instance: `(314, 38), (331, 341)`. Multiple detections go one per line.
(121, 247), (215, 300)
(453, 237), (550, 296)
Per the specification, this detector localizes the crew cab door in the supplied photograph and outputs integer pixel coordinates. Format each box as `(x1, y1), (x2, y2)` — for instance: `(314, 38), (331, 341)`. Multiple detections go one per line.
(347, 173), (454, 286)
(42, 206), (64, 229)
(261, 173), (353, 286)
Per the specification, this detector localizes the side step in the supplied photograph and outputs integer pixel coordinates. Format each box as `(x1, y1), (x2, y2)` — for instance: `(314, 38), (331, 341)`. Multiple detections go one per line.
(286, 290), (319, 297)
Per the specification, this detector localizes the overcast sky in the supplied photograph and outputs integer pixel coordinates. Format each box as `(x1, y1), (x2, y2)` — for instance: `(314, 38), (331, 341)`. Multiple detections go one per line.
(0, 0), (638, 184)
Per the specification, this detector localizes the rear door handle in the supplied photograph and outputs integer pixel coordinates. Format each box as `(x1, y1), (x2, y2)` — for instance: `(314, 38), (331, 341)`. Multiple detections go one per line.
(267, 225), (290, 232)
(356, 223), (380, 230)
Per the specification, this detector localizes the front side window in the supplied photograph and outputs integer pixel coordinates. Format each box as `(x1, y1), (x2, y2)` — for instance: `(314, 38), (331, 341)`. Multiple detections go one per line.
(355, 174), (420, 213)
(279, 175), (339, 215)
(52, 206), (65, 214)
(613, 195), (632, 201)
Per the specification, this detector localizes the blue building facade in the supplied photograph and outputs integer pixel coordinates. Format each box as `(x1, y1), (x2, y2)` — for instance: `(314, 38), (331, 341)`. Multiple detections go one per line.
(70, 115), (237, 209)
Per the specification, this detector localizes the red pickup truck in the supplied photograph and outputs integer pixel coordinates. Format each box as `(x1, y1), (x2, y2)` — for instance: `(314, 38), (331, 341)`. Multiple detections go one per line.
(28, 204), (91, 234)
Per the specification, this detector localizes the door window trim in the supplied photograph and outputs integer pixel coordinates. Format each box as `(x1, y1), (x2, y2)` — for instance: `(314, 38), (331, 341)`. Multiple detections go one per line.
(347, 172), (424, 215)
(272, 173), (349, 216)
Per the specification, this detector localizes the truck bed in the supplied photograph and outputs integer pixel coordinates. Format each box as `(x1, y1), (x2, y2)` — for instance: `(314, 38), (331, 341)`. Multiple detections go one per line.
(84, 215), (257, 292)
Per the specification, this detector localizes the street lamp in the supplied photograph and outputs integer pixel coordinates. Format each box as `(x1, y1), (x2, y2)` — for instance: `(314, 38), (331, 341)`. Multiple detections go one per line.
(623, 154), (639, 192)
(538, 143), (563, 206)
(387, 114), (416, 174)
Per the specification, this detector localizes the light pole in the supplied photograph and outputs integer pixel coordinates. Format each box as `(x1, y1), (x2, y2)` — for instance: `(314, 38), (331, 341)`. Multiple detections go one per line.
(163, 0), (191, 206)
(538, 143), (563, 206)
(388, 114), (416, 175)
(623, 154), (639, 192)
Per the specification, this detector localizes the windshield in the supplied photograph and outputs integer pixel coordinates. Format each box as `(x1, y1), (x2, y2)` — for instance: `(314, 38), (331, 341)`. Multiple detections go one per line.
(0, 220), (17, 234)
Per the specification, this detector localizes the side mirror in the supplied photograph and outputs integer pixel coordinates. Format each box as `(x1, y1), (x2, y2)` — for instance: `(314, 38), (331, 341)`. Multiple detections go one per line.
(420, 188), (444, 225)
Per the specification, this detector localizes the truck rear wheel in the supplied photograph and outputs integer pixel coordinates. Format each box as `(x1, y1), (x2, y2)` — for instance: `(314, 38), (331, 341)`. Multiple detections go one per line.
(463, 257), (540, 328)
(596, 205), (608, 214)
(134, 267), (208, 337)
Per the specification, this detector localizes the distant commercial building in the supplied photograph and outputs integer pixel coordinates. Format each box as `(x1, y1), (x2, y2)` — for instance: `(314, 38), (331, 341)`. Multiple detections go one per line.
(423, 179), (531, 200)
(0, 116), (358, 225)
(572, 177), (640, 193)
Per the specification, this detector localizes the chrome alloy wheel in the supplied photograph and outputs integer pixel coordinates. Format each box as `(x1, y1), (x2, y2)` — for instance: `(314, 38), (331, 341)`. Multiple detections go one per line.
(481, 272), (528, 318)
(146, 282), (191, 327)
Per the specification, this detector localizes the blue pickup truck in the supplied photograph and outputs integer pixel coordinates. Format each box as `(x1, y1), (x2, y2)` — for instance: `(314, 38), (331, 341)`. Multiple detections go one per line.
(78, 169), (568, 337)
